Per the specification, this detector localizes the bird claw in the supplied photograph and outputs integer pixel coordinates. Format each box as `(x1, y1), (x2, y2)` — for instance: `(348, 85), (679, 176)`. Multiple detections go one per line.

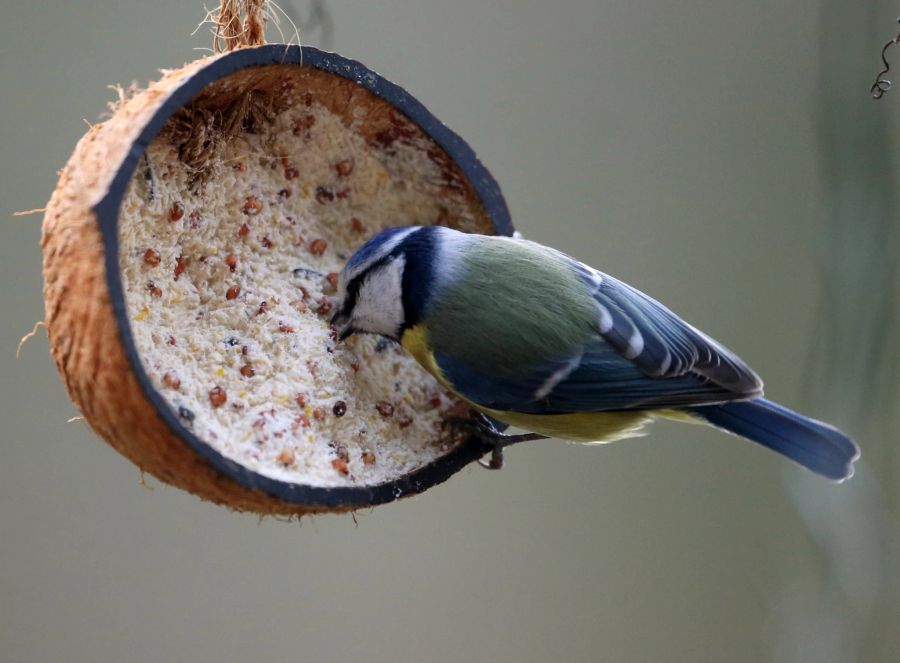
(477, 445), (505, 470)
(443, 411), (546, 470)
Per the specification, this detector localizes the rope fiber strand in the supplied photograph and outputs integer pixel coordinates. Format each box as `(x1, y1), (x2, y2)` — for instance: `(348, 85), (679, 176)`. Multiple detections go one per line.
(213, 0), (268, 52)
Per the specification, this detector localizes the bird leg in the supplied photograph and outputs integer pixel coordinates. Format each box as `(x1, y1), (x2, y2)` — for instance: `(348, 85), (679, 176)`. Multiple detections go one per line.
(454, 411), (547, 470)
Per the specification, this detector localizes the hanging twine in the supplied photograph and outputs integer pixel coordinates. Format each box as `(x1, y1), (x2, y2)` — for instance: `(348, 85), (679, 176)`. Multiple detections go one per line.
(213, 0), (268, 52)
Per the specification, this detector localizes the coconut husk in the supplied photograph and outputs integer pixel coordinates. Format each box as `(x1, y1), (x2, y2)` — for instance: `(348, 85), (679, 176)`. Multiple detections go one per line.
(41, 46), (510, 515)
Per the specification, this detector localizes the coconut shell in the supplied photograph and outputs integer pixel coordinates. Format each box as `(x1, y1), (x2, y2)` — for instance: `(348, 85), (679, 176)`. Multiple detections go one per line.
(42, 45), (512, 515)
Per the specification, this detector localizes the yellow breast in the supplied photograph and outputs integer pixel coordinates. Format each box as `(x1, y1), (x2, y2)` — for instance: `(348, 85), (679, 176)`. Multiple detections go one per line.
(401, 324), (448, 386)
(480, 408), (653, 443)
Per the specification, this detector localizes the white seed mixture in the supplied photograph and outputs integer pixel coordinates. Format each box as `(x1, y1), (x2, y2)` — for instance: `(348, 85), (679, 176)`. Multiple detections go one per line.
(119, 96), (477, 487)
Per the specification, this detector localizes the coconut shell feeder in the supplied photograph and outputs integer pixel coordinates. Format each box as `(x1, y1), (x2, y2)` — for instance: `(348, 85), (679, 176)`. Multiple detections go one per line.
(41, 7), (512, 515)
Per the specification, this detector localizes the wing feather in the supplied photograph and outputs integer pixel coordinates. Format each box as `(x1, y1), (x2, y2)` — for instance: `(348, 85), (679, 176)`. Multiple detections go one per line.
(435, 336), (754, 415)
(580, 265), (762, 394)
(430, 239), (763, 415)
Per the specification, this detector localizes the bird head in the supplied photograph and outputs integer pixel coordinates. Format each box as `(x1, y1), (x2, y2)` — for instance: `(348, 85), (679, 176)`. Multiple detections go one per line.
(331, 226), (428, 342)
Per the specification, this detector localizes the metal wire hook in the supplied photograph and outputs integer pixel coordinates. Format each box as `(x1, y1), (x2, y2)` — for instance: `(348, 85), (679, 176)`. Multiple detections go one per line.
(871, 17), (900, 99)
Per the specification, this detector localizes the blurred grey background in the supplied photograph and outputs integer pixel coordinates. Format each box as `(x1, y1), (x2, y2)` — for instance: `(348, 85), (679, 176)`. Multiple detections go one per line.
(2, 1), (898, 662)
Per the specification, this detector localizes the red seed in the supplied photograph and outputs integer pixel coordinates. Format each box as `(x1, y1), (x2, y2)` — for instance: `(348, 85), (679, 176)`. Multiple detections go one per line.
(374, 115), (418, 150)
(143, 248), (161, 266)
(376, 401), (395, 418)
(238, 223), (250, 238)
(189, 211), (202, 227)
(295, 393), (307, 408)
(278, 322), (295, 333)
(325, 272), (340, 291)
(148, 283), (163, 298)
(350, 217), (365, 234)
(350, 362), (360, 372)
(167, 336), (177, 346)
(332, 400), (347, 417)
(233, 161), (247, 171)
(257, 301), (269, 315)
(168, 202), (184, 222)
(225, 254), (237, 272)
(374, 127), (398, 149)
(284, 166), (299, 180)
(430, 396), (442, 408)
(335, 159), (354, 177)
(162, 372), (181, 390)
(315, 187), (334, 204)
(293, 114), (316, 135)
(241, 345), (249, 356)
(308, 238), (328, 256)
(174, 255), (188, 280)
(278, 188), (292, 199)
(313, 406), (326, 422)
(240, 364), (255, 378)
(226, 285), (240, 300)
(261, 236), (273, 249)
(398, 415), (413, 429)
(277, 448), (295, 466)
(243, 196), (263, 215)
(315, 298), (332, 316)
(209, 386), (227, 407)
(361, 451), (376, 465)
(331, 458), (349, 475)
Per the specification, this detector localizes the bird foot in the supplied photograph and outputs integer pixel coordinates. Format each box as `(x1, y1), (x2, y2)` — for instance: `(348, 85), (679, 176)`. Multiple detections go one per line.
(444, 411), (547, 470)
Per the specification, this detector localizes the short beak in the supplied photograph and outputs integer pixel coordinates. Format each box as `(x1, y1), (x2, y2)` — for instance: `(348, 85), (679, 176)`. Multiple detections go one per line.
(330, 310), (353, 342)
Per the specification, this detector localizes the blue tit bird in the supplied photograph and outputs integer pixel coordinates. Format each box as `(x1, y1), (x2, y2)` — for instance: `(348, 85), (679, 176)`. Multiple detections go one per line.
(330, 226), (860, 481)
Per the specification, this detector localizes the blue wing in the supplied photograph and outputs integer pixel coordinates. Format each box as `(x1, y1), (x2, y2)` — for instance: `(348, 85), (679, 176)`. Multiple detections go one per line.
(434, 253), (763, 415)
(435, 336), (756, 414)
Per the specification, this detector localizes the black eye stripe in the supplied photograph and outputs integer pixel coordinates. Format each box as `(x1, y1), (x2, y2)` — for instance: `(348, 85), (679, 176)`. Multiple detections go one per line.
(340, 227), (429, 324)
(343, 276), (362, 313)
(342, 254), (393, 317)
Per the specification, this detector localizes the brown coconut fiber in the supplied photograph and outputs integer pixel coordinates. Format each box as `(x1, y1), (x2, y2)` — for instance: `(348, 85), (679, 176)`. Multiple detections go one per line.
(41, 45), (503, 515)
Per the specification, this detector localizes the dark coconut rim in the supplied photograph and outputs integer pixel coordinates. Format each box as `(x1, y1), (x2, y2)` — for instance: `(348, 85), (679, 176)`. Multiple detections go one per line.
(93, 45), (513, 509)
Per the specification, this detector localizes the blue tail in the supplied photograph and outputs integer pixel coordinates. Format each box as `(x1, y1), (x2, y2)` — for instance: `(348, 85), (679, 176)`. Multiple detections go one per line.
(688, 398), (860, 481)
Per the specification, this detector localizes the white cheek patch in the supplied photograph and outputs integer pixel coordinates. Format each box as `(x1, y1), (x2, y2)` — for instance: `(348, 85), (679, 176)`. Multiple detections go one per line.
(352, 256), (406, 337)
